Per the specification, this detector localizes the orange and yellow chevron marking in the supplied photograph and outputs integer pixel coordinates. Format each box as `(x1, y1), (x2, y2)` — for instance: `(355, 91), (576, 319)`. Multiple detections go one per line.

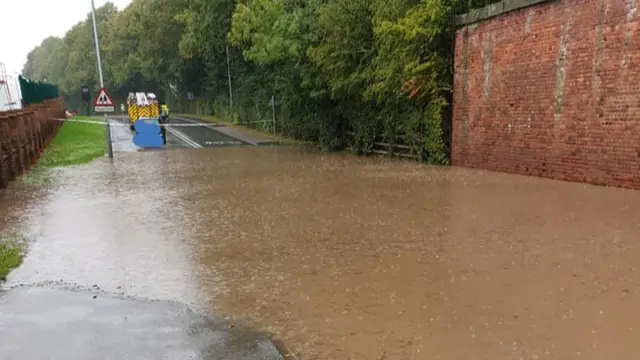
(128, 104), (139, 122)
(150, 103), (159, 118)
(138, 106), (151, 118)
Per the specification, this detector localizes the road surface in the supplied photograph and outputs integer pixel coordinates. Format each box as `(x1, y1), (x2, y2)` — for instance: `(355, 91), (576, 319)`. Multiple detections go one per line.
(0, 285), (283, 360)
(165, 117), (249, 148)
(109, 117), (255, 151)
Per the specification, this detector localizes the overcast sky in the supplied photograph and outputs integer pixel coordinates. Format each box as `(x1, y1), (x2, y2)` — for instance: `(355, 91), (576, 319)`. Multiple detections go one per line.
(2, 0), (133, 75)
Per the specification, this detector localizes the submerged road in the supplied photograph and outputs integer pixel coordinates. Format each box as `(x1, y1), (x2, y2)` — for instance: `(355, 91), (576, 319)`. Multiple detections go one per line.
(3, 123), (640, 359)
(0, 120), (286, 360)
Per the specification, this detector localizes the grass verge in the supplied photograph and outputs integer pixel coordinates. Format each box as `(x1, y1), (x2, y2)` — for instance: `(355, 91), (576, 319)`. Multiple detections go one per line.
(0, 233), (27, 281)
(20, 117), (107, 185)
(37, 116), (107, 167)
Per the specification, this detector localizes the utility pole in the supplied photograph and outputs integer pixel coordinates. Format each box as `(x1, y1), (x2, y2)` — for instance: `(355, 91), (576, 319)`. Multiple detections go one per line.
(226, 44), (233, 113)
(91, 0), (114, 158)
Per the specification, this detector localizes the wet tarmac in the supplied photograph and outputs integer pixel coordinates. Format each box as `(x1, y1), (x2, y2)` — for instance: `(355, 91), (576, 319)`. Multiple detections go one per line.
(0, 285), (282, 360)
(2, 147), (640, 359)
(166, 117), (253, 148)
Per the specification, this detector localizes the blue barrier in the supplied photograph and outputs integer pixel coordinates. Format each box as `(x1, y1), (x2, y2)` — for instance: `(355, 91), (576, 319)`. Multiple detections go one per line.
(132, 118), (164, 148)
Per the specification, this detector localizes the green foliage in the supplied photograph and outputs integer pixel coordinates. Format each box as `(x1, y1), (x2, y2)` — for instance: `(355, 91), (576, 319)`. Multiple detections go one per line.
(0, 245), (22, 281)
(22, 37), (68, 86)
(424, 97), (449, 165)
(22, 0), (502, 163)
(229, 0), (313, 64)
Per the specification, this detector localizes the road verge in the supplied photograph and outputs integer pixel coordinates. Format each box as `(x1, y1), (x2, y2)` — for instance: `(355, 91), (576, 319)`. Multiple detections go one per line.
(0, 233), (27, 281)
(21, 116), (107, 185)
(37, 116), (107, 167)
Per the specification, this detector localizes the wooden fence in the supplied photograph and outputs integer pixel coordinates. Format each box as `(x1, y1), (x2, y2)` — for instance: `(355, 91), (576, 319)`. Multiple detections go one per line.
(345, 131), (420, 160)
(0, 98), (64, 188)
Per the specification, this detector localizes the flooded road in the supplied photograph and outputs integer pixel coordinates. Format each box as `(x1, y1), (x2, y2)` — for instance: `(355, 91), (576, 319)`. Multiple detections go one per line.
(2, 147), (640, 359)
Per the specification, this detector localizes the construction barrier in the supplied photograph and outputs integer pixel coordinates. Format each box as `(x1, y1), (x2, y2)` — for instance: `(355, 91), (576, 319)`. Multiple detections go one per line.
(0, 98), (64, 188)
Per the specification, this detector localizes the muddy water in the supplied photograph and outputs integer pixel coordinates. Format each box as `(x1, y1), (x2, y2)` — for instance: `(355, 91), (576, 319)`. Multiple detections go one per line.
(2, 147), (640, 360)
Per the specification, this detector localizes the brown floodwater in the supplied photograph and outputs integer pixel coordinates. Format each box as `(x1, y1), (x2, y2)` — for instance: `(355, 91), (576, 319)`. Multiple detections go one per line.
(2, 147), (640, 360)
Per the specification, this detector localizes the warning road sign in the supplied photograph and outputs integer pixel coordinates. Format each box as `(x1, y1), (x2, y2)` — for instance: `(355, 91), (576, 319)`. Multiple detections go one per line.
(93, 88), (115, 112)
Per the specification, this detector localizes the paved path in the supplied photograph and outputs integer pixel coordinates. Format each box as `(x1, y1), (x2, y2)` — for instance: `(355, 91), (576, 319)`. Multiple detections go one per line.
(109, 119), (141, 152)
(0, 285), (283, 360)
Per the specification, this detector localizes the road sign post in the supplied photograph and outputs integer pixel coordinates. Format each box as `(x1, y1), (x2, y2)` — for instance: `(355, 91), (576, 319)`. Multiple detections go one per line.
(81, 85), (90, 116)
(91, 0), (113, 159)
(92, 87), (115, 157)
(187, 92), (195, 113)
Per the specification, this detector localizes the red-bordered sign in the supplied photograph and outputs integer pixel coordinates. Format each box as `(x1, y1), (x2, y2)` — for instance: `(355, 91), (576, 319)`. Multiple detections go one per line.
(93, 88), (115, 112)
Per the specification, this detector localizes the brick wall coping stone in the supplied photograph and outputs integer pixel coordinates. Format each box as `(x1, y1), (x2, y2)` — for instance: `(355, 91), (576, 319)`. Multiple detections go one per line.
(455, 0), (556, 26)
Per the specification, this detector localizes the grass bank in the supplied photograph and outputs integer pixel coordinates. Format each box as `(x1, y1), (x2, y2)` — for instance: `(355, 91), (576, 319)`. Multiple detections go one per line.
(38, 116), (107, 167)
(21, 116), (107, 185)
(0, 233), (27, 281)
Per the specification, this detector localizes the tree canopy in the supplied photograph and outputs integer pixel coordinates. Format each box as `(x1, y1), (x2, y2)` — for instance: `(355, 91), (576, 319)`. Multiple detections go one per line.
(23, 0), (499, 163)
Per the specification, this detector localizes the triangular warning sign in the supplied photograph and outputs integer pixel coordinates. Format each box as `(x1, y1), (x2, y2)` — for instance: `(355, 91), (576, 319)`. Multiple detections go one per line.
(93, 88), (114, 106)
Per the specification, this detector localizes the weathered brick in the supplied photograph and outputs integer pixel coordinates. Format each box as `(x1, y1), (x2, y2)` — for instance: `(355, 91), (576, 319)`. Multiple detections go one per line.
(453, 0), (640, 189)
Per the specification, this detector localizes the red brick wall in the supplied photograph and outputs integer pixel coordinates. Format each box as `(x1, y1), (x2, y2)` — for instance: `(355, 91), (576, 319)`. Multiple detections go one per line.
(452, 0), (640, 189)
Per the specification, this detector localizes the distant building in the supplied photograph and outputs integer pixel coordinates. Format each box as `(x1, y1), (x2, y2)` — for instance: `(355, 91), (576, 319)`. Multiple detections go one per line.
(0, 63), (22, 111)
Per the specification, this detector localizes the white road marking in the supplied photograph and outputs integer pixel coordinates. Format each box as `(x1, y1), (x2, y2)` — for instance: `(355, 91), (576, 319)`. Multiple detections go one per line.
(165, 126), (203, 149)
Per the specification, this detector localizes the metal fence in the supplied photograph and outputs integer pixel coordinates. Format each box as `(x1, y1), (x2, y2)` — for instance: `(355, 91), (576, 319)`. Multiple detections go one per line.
(19, 76), (60, 106)
(0, 98), (65, 188)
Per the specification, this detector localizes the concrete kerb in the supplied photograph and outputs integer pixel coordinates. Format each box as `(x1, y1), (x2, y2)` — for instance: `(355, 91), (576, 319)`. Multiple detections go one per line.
(269, 337), (300, 360)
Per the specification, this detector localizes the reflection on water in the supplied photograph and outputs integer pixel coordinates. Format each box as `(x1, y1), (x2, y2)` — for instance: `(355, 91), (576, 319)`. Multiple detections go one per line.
(2, 147), (640, 359)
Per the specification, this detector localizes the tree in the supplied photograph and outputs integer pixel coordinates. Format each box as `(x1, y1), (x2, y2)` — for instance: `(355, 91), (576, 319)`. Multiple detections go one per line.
(22, 37), (68, 86)
(20, 0), (501, 161)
